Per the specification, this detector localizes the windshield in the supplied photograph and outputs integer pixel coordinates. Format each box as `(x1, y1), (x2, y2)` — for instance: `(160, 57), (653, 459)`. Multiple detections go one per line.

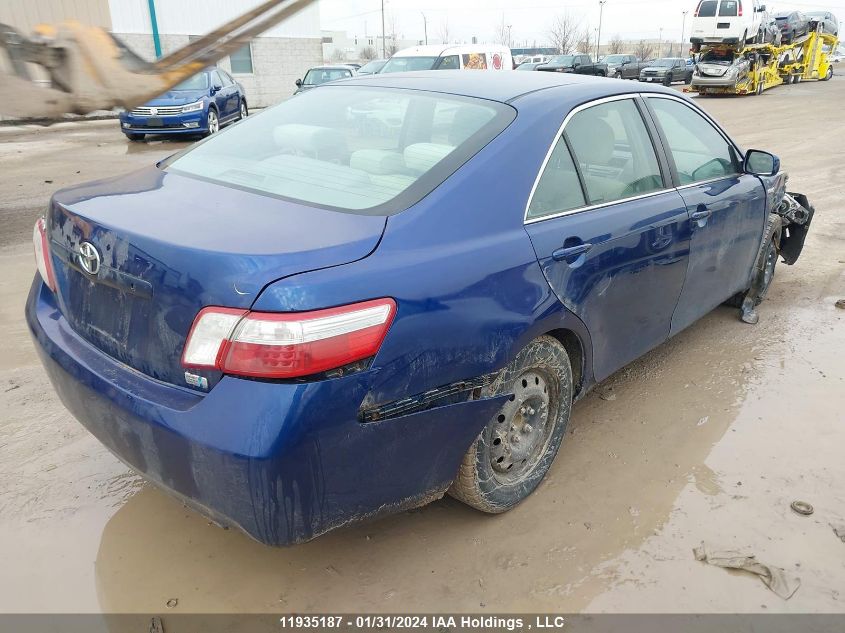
(697, 1), (717, 17)
(358, 60), (386, 74)
(549, 55), (575, 65)
(701, 50), (735, 64)
(172, 73), (209, 91)
(303, 68), (351, 86)
(652, 58), (678, 67)
(380, 56), (440, 73)
(165, 87), (514, 214)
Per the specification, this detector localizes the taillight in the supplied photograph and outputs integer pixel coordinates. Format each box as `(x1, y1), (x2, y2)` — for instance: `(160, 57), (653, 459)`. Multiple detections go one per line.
(182, 298), (396, 379)
(32, 218), (56, 292)
(738, 1), (743, 16)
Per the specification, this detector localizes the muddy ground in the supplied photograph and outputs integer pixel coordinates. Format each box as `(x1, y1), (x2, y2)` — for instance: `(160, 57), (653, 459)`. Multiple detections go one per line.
(0, 81), (843, 615)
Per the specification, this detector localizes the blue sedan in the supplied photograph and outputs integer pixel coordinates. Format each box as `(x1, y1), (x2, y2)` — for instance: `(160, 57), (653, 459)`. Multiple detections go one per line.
(28, 72), (812, 545)
(118, 68), (248, 141)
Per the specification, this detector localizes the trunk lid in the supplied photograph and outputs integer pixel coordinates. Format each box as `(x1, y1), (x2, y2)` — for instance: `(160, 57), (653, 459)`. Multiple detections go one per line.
(47, 167), (386, 391)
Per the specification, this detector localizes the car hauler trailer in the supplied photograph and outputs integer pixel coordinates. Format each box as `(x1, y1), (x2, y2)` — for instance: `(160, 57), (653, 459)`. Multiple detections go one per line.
(687, 21), (839, 96)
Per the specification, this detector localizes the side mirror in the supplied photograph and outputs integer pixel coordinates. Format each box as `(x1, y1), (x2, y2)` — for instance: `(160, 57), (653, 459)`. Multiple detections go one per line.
(573, 61), (581, 68)
(745, 149), (780, 176)
(210, 84), (222, 94)
(295, 78), (303, 87)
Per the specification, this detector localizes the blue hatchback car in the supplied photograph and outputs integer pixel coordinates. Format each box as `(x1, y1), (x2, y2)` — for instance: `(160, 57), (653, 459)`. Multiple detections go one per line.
(28, 72), (812, 546)
(118, 68), (247, 141)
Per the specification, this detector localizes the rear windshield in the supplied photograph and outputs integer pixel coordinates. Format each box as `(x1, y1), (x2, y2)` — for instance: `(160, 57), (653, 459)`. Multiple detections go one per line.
(701, 49), (736, 63)
(380, 56), (439, 72)
(604, 55), (628, 63)
(165, 87), (514, 215)
(697, 1), (717, 17)
(357, 59), (386, 74)
(303, 68), (352, 86)
(719, 1), (738, 17)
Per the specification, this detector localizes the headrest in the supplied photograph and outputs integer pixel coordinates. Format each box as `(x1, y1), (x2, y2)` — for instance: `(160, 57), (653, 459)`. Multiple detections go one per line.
(404, 143), (454, 174)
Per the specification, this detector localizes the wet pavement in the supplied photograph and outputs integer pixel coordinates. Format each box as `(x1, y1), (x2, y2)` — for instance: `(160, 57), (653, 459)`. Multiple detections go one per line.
(0, 81), (843, 614)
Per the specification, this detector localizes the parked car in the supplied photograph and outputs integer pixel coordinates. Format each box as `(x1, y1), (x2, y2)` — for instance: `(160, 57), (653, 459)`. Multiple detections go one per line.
(357, 59), (388, 75)
(639, 58), (694, 85)
(27, 72), (811, 546)
(690, 0), (769, 49)
(760, 15), (783, 45)
(537, 54), (608, 76)
(119, 68), (247, 141)
(774, 11), (811, 44)
(805, 11), (839, 36)
(518, 55), (550, 65)
(294, 65), (356, 95)
(691, 48), (751, 89)
(603, 54), (652, 79)
(380, 44), (514, 73)
(516, 62), (544, 71)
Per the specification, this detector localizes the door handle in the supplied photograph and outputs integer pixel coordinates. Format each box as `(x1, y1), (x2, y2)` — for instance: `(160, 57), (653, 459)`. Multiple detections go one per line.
(690, 209), (712, 221)
(553, 242), (593, 261)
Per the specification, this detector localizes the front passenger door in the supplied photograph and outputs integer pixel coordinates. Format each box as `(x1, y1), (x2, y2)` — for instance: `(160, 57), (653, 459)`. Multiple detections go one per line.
(645, 96), (767, 335)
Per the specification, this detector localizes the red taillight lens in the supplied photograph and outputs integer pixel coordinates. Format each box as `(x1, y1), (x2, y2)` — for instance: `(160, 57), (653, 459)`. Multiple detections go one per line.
(32, 218), (56, 292)
(738, 1), (743, 16)
(182, 298), (396, 379)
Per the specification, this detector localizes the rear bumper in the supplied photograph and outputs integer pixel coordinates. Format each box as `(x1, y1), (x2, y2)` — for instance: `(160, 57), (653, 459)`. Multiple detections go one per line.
(26, 279), (505, 545)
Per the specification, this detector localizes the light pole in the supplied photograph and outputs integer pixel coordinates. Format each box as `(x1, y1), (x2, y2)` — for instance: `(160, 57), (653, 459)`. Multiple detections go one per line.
(507, 24), (512, 47)
(596, 0), (607, 62)
(381, 0), (386, 58)
(422, 12), (428, 45)
(658, 27), (663, 58)
(681, 10), (689, 57)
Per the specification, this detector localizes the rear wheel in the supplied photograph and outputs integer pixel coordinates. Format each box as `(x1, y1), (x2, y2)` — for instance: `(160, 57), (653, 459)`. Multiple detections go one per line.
(239, 100), (248, 119)
(448, 336), (573, 513)
(823, 66), (833, 81)
(615, 71), (623, 79)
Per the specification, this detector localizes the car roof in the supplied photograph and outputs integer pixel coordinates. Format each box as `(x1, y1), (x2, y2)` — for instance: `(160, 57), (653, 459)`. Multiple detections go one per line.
(332, 70), (678, 103)
(309, 65), (357, 71)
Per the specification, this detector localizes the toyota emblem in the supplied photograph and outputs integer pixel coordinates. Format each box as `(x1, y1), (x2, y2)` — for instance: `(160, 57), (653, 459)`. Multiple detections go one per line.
(78, 241), (101, 276)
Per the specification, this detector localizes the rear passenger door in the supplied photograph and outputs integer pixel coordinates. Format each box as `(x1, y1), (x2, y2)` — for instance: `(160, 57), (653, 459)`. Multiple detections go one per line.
(523, 96), (692, 381)
(644, 95), (767, 335)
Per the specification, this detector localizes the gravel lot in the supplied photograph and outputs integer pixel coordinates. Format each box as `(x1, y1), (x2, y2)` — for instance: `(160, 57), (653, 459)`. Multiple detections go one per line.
(0, 81), (843, 613)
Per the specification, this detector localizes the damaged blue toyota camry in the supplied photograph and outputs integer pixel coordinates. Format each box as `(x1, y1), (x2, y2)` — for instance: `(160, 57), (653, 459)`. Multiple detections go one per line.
(27, 72), (813, 546)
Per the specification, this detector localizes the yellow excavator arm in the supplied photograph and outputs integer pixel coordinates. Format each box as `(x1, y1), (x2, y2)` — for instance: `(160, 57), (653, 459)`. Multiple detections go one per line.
(0, 0), (316, 119)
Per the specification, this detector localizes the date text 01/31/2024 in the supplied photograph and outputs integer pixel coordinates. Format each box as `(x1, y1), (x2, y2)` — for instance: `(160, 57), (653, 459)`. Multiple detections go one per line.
(277, 615), (568, 629)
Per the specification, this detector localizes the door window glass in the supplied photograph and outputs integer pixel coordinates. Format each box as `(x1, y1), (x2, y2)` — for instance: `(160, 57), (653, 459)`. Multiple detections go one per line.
(435, 55), (460, 69)
(527, 138), (586, 220)
(564, 98), (664, 205)
(648, 97), (740, 185)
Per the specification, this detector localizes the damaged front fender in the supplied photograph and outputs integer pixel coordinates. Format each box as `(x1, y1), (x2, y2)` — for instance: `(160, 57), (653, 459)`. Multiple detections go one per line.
(775, 192), (814, 265)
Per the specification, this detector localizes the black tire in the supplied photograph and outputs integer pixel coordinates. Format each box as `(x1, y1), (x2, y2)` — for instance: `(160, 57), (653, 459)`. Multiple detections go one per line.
(448, 336), (573, 513)
(663, 73), (673, 86)
(239, 99), (248, 119)
(615, 71), (623, 79)
(125, 133), (145, 141)
(822, 66), (833, 81)
(725, 214), (781, 308)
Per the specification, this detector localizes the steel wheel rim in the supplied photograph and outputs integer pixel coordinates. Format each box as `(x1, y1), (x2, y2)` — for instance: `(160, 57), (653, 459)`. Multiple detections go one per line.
(208, 111), (218, 133)
(240, 103), (247, 118)
(489, 369), (556, 483)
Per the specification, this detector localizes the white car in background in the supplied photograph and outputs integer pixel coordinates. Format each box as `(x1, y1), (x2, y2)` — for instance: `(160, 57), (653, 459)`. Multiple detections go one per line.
(690, 0), (769, 50)
(380, 44), (514, 73)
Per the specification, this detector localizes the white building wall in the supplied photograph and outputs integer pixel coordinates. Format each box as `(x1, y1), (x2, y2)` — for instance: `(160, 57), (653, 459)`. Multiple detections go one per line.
(108, 0), (320, 37)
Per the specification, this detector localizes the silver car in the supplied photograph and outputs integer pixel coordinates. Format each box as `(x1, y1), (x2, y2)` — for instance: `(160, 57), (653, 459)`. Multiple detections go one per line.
(805, 11), (839, 36)
(691, 49), (750, 88)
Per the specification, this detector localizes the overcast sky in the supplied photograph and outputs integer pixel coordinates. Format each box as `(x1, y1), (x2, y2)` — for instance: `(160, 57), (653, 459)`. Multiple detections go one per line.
(320, 0), (844, 46)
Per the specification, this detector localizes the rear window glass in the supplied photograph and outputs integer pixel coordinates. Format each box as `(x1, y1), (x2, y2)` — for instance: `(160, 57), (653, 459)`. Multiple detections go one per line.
(165, 87), (514, 214)
(719, 1), (738, 17)
(697, 1), (718, 17)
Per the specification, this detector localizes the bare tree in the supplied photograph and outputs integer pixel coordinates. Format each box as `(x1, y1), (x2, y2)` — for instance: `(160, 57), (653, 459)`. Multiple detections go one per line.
(359, 45), (377, 61)
(634, 39), (655, 60)
(331, 49), (347, 63)
(608, 34), (625, 54)
(547, 12), (582, 54)
(385, 12), (400, 56)
(494, 14), (512, 46)
(437, 18), (451, 45)
(578, 24), (593, 55)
